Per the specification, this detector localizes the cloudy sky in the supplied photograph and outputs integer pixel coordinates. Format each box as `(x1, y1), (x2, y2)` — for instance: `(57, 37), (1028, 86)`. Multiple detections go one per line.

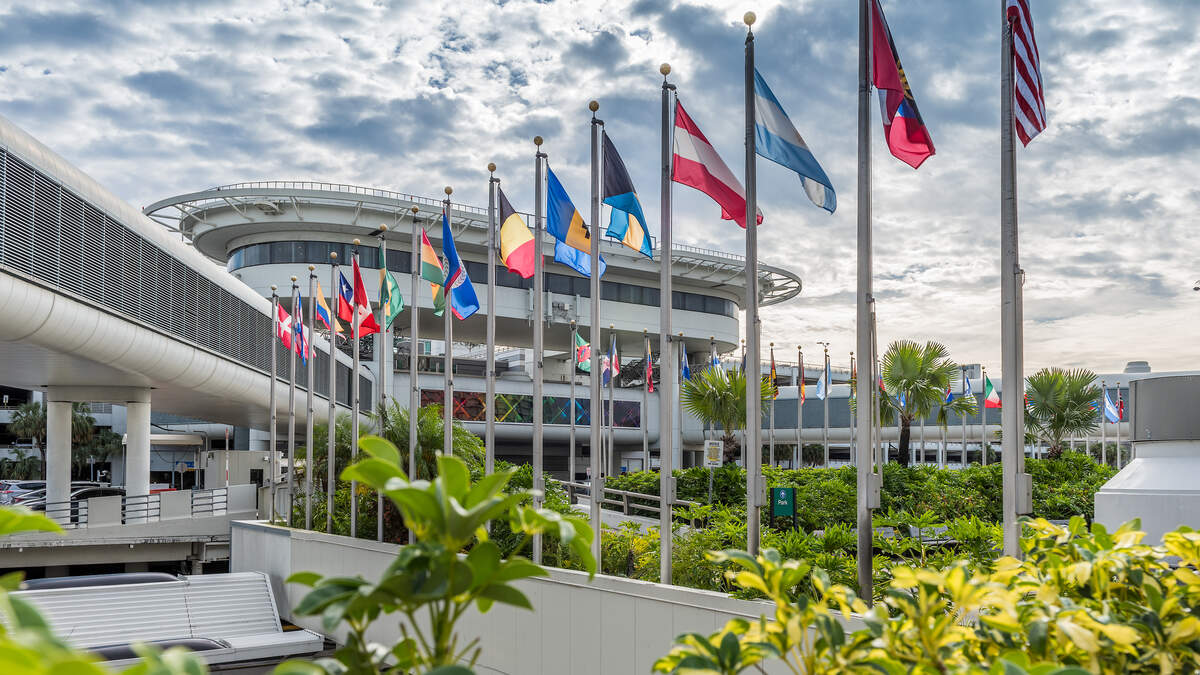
(1, 0), (1197, 375)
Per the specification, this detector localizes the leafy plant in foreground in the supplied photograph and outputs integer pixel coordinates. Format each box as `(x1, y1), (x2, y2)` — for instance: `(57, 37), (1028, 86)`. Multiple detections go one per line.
(278, 436), (596, 674)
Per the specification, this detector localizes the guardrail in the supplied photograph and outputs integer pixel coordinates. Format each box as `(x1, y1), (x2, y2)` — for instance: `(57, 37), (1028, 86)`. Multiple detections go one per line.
(560, 480), (701, 526)
(39, 487), (230, 528)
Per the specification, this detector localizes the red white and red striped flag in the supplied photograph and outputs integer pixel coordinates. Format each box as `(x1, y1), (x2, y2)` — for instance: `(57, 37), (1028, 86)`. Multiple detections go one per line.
(1007, 0), (1047, 145)
(671, 101), (763, 228)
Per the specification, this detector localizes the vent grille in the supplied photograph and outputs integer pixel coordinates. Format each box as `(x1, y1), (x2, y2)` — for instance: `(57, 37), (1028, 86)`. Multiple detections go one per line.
(0, 148), (370, 404)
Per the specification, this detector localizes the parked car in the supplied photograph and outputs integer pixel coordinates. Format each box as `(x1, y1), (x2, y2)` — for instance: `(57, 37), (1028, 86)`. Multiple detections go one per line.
(27, 486), (123, 523)
(11, 482), (101, 505)
(0, 480), (45, 504)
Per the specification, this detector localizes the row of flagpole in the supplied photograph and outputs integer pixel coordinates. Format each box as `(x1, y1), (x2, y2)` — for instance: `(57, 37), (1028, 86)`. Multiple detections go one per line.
(256, 0), (1057, 604)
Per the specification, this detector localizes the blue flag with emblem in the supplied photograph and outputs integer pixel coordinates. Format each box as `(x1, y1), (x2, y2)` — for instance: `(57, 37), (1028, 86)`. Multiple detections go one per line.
(754, 69), (836, 214)
(441, 211), (479, 320)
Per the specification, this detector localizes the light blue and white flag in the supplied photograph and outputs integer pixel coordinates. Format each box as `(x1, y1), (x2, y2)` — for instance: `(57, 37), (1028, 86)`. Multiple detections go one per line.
(814, 361), (829, 400)
(1102, 389), (1120, 423)
(963, 374), (973, 396)
(754, 69), (837, 213)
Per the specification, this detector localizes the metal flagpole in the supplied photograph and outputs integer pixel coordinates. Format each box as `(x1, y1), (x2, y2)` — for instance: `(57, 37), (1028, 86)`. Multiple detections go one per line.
(486, 165), (498, 478)
(409, 207), (420, 484)
(981, 366), (989, 465)
(850, 351), (857, 463)
(306, 266), (316, 530)
(797, 346), (803, 467)
(589, 100), (606, 566)
(656, 69), (676, 582)
(675, 333), (684, 475)
(642, 329), (650, 471)
(961, 366), (968, 463)
(1001, 0), (1031, 556)
(743, 14), (762, 556)
(287, 276), (299, 526)
(1116, 386), (1122, 467)
(855, 0), (877, 606)
(376, 228), (388, 543)
(568, 319), (578, 478)
(570, 320), (578, 481)
(769, 343), (775, 467)
(442, 189), (454, 457)
(532, 142), (546, 564)
(822, 344), (830, 465)
(1100, 380), (1107, 465)
(350, 243), (361, 537)
(939, 423), (947, 469)
(326, 254), (338, 532)
(607, 326), (615, 475)
(270, 286), (279, 522)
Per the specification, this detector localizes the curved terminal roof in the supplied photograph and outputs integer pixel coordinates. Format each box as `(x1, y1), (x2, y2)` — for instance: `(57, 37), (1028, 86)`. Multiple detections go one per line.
(144, 181), (802, 307)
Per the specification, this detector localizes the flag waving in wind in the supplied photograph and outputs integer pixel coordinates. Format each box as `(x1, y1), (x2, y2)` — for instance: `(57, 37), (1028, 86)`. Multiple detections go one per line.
(984, 375), (1001, 408)
(769, 347), (778, 399)
(351, 256), (381, 337)
(420, 229), (446, 316)
(815, 360), (829, 401)
(645, 336), (654, 393)
(441, 211), (479, 320)
(602, 131), (652, 258)
(314, 279), (343, 340)
(680, 341), (691, 381)
(672, 101), (762, 228)
(575, 333), (591, 373)
(547, 167), (606, 278)
(336, 272), (354, 323)
(1007, 0), (1047, 145)
(275, 303), (293, 350)
(293, 289), (310, 365)
(754, 69), (836, 213)
(379, 241), (404, 329)
(872, 0), (936, 168)
(1103, 389), (1120, 424)
(498, 188), (535, 278)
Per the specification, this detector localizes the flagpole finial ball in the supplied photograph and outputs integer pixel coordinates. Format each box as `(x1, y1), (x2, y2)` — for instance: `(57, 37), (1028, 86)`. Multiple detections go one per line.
(379, 224), (388, 232)
(444, 186), (452, 196)
(534, 136), (543, 146)
(588, 100), (599, 112)
(270, 284), (277, 291)
(659, 63), (671, 76)
(353, 238), (361, 246)
(488, 162), (496, 173)
(770, 342), (774, 347)
(330, 252), (338, 260)
(308, 265), (315, 271)
(744, 11), (756, 26)
(411, 205), (419, 214)
(290, 275), (297, 282)
(610, 324), (614, 329)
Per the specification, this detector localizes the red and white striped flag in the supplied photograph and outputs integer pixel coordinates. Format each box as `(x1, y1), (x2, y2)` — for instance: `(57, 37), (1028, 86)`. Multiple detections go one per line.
(1007, 0), (1047, 145)
(671, 101), (763, 228)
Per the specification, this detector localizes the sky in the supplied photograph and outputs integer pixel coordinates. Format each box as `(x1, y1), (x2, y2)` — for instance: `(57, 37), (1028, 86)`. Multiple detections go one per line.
(1, 0), (1197, 376)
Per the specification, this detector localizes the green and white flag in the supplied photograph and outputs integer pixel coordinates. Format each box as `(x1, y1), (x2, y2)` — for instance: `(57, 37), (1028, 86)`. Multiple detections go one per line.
(379, 241), (404, 328)
(984, 375), (1001, 409)
(574, 333), (591, 373)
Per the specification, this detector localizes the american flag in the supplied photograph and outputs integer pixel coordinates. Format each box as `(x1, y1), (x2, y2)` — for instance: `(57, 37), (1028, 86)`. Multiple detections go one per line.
(1007, 0), (1047, 145)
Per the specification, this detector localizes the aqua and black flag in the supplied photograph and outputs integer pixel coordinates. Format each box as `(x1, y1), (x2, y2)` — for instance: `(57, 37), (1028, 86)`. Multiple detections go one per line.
(602, 132), (651, 259)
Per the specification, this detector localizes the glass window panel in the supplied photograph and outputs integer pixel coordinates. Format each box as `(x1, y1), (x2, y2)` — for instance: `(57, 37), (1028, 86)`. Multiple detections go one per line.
(573, 277), (590, 297)
(685, 293), (704, 312)
(601, 282), (619, 301)
(672, 291), (683, 310)
(547, 274), (571, 294)
(644, 287), (659, 306)
(270, 242), (292, 263)
(619, 284), (638, 303)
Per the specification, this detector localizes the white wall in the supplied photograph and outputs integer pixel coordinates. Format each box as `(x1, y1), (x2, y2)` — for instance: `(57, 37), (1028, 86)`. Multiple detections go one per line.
(232, 521), (861, 674)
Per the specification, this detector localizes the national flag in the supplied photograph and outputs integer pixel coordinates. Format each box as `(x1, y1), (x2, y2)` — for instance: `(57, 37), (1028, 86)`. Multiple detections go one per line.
(1007, 0), (1048, 145)
(753, 69), (836, 213)
(984, 375), (1001, 408)
(336, 272), (354, 323)
(575, 333), (591, 373)
(1102, 389), (1120, 424)
(710, 346), (719, 369)
(799, 353), (806, 403)
(815, 360), (829, 401)
(680, 341), (691, 381)
(602, 335), (620, 387)
(379, 241), (404, 329)
(293, 290), (310, 365)
(769, 347), (778, 399)
(498, 188), (535, 279)
(275, 303), (293, 350)
(314, 279), (343, 339)
(1117, 390), (1125, 421)
(672, 101), (762, 228)
(872, 0), (936, 168)
(602, 131), (652, 258)
(420, 229), (446, 316)
(547, 167), (606, 277)
(963, 375), (973, 397)
(849, 360), (857, 404)
(645, 336), (654, 393)
(350, 256), (381, 337)
(945, 387), (955, 404)
(441, 211), (480, 320)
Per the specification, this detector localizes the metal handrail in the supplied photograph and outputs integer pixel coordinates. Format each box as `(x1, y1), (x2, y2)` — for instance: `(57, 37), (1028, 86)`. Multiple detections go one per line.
(36, 487), (233, 528)
(207, 181), (489, 215)
(559, 480), (700, 525)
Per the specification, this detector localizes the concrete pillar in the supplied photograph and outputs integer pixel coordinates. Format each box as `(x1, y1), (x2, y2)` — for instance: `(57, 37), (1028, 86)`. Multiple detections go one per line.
(45, 400), (72, 509)
(125, 399), (151, 499)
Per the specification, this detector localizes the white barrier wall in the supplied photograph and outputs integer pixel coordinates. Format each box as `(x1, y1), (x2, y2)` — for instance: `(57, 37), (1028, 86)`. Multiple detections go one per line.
(232, 520), (862, 674)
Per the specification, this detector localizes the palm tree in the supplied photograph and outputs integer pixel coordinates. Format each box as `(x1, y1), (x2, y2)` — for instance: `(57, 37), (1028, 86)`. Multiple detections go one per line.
(878, 340), (977, 466)
(376, 402), (485, 480)
(679, 366), (773, 464)
(8, 402), (46, 474)
(1024, 367), (1099, 458)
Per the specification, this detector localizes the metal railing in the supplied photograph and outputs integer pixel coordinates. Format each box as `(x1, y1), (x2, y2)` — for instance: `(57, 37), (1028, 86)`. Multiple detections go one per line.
(561, 481), (701, 526)
(207, 181), (489, 215)
(38, 487), (230, 529)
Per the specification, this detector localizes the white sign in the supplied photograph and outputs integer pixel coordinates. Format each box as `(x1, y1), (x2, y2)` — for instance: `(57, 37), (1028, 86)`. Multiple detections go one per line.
(704, 440), (723, 468)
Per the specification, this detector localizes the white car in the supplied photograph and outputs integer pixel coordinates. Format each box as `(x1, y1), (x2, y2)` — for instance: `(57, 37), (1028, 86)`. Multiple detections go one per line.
(0, 480), (45, 504)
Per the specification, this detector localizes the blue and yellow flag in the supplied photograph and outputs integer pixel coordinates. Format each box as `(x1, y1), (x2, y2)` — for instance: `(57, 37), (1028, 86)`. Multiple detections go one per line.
(602, 131), (652, 258)
(547, 166), (605, 278)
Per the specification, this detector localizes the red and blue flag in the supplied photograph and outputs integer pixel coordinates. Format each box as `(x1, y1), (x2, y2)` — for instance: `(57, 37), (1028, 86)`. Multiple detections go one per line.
(872, 0), (935, 169)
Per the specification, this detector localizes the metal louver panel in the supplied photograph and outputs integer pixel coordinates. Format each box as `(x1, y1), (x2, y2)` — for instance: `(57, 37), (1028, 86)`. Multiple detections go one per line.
(0, 150), (6, 260)
(59, 189), (86, 295)
(183, 572), (281, 638)
(4, 155), (34, 274)
(31, 173), (59, 284)
(15, 580), (193, 648)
